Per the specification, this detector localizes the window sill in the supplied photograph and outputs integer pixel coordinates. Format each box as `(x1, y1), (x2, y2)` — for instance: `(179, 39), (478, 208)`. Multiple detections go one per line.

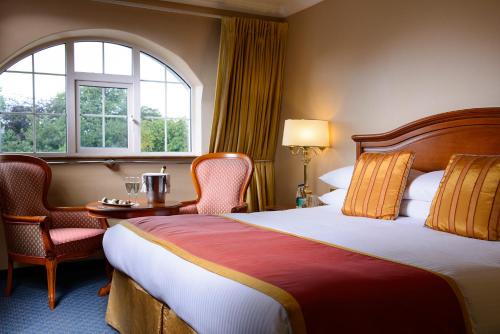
(41, 155), (198, 165)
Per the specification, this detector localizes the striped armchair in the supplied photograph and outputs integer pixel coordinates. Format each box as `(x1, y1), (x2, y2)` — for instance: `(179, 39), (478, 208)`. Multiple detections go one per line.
(180, 153), (254, 215)
(0, 155), (108, 309)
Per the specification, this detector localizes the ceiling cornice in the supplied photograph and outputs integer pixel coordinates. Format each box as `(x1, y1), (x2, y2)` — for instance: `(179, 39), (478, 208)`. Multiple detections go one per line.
(91, 0), (288, 20)
(161, 0), (323, 17)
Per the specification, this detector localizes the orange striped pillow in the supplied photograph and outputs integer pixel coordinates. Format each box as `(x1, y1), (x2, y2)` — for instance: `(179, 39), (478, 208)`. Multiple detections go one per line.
(342, 151), (415, 220)
(425, 154), (500, 240)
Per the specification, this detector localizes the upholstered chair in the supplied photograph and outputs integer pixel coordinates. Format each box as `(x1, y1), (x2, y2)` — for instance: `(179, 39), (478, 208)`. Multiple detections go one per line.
(180, 153), (254, 214)
(0, 155), (108, 309)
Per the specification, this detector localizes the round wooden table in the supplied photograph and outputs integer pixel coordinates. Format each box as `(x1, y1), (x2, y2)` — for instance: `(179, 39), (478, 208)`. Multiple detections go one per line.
(86, 199), (182, 219)
(87, 198), (182, 296)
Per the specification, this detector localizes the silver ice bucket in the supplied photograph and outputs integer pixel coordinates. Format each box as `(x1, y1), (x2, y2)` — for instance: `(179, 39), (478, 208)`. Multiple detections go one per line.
(142, 173), (170, 204)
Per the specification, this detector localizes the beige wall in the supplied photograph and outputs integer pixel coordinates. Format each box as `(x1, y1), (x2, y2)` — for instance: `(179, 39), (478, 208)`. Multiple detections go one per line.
(276, 0), (500, 206)
(0, 0), (222, 269)
(3, 0), (500, 268)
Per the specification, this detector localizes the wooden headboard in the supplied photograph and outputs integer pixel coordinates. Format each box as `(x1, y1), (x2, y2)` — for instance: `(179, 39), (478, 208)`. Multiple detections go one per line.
(352, 108), (500, 172)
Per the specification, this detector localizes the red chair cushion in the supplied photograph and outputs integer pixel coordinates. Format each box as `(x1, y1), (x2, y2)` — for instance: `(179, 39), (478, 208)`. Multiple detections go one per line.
(50, 228), (104, 255)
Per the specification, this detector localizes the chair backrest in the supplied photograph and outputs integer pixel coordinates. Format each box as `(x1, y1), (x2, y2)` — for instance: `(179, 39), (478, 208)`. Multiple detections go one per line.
(191, 153), (254, 215)
(0, 155), (51, 216)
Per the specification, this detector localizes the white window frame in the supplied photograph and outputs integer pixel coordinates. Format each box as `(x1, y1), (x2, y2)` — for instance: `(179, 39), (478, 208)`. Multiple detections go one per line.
(76, 81), (133, 155)
(0, 37), (200, 157)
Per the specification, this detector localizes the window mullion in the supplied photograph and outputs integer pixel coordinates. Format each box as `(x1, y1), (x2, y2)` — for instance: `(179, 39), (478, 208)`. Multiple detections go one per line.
(101, 87), (105, 148)
(164, 79), (168, 152)
(101, 42), (105, 75)
(132, 47), (141, 155)
(66, 42), (76, 155)
(31, 55), (36, 153)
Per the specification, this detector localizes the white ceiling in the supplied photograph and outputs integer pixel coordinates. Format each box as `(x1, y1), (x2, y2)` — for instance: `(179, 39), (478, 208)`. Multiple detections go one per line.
(160, 0), (323, 17)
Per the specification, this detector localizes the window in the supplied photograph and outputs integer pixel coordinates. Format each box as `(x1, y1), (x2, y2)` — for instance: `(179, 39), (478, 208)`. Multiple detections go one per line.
(0, 40), (193, 156)
(0, 45), (66, 153)
(78, 83), (130, 150)
(140, 53), (190, 153)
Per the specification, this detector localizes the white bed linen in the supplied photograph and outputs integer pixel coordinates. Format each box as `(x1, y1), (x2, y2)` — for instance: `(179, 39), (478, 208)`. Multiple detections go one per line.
(103, 206), (500, 334)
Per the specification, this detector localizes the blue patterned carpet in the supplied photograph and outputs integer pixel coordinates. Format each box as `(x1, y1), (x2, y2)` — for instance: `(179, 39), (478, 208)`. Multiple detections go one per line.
(0, 260), (116, 333)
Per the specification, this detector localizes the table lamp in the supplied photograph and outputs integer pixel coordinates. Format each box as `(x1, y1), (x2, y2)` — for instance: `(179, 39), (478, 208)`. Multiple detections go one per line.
(282, 119), (329, 196)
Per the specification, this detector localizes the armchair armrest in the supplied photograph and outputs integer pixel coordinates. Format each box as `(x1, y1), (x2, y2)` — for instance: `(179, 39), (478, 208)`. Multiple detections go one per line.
(2, 213), (55, 257)
(2, 213), (48, 224)
(50, 207), (108, 229)
(51, 206), (87, 212)
(180, 200), (197, 206)
(231, 203), (248, 213)
(179, 200), (198, 214)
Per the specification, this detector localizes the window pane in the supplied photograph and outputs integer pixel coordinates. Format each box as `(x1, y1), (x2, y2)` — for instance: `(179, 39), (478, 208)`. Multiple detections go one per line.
(74, 42), (103, 73)
(141, 118), (165, 152)
(0, 72), (33, 113)
(166, 69), (180, 83)
(104, 43), (132, 76)
(167, 83), (190, 118)
(36, 114), (66, 152)
(35, 75), (65, 114)
(167, 118), (189, 152)
(7, 55), (32, 72)
(34, 45), (65, 74)
(104, 87), (127, 116)
(105, 117), (128, 148)
(141, 82), (165, 117)
(140, 53), (165, 81)
(80, 86), (102, 115)
(80, 116), (102, 147)
(0, 114), (33, 152)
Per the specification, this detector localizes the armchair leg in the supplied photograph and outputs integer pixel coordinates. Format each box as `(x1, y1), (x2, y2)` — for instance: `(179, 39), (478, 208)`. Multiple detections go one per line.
(4, 255), (13, 296)
(45, 258), (58, 310)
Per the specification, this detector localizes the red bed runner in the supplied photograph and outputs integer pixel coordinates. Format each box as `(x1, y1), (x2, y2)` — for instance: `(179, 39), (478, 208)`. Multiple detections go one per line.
(124, 214), (467, 334)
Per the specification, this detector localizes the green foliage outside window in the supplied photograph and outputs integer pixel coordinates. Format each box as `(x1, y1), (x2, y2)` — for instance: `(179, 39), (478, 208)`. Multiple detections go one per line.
(140, 106), (189, 153)
(0, 89), (66, 153)
(79, 86), (128, 148)
(0, 88), (190, 153)
(167, 119), (189, 152)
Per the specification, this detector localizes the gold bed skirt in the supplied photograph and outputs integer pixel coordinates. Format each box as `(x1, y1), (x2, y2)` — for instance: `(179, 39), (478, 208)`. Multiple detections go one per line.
(106, 270), (197, 334)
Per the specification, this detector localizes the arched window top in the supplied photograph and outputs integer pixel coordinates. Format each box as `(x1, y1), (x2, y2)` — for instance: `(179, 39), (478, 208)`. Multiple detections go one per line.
(74, 41), (132, 75)
(0, 39), (197, 156)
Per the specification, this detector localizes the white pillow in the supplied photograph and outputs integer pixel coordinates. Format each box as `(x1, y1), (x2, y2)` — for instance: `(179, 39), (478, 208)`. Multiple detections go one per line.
(399, 199), (432, 220)
(403, 170), (444, 201)
(318, 189), (347, 212)
(319, 189), (432, 220)
(319, 166), (354, 189)
(320, 166), (424, 190)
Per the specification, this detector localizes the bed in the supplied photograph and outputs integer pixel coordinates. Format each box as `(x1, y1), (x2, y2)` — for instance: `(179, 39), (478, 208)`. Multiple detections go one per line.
(103, 108), (500, 334)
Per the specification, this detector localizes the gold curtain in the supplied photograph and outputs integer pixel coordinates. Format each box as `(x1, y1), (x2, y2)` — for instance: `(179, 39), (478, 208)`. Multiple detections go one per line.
(210, 17), (288, 211)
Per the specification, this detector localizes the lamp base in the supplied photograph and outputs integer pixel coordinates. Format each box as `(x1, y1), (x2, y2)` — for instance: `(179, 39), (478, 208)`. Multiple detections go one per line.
(303, 184), (312, 196)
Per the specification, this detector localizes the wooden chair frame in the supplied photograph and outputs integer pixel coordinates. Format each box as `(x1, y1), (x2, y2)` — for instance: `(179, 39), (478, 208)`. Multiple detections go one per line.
(0, 154), (108, 309)
(181, 152), (254, 213)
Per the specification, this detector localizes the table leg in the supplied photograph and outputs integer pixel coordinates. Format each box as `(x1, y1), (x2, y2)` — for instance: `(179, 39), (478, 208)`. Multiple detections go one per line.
(98, 259), (114, 296)
(98, 282), (111, 296)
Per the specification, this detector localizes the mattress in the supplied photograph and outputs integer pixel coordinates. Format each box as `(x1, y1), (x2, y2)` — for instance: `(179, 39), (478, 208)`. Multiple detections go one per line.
(103, 206), (500, 334)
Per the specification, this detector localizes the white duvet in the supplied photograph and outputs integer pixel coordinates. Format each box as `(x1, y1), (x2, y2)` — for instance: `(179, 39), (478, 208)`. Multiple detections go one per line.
(103, 206), (500, 334)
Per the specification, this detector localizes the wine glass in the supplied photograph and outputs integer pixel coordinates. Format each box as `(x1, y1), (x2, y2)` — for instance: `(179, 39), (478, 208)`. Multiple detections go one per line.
(124, 177), (140, 203)
(130, 176), (141, 203)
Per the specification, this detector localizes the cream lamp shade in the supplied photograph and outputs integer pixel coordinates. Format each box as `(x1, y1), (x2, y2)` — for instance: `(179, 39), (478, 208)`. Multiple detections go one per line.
(282, 119), (329, 147)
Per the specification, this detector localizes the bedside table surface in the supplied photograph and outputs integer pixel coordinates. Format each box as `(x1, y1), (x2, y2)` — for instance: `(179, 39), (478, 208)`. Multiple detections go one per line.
(86, 199), (182, 219)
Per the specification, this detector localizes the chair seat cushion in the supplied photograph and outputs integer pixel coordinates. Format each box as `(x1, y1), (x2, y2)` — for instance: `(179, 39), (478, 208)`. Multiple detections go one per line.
(50, 228), (104, 244)
(50, 228), (105, 255)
